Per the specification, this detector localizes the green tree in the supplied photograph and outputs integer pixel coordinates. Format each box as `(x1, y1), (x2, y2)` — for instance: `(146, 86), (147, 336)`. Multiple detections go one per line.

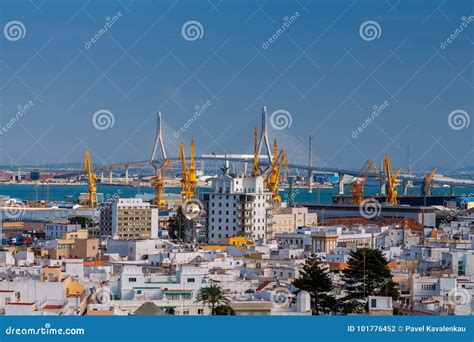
(340, 248), (399, 314)
(168, 207), (187, 241)
(292, 254), (336, 315)
(195, 284), (230, 315)
(213, 305), (236, 315)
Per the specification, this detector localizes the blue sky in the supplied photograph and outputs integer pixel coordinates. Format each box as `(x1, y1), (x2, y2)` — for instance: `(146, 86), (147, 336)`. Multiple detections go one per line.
(0, 0), (472, 173)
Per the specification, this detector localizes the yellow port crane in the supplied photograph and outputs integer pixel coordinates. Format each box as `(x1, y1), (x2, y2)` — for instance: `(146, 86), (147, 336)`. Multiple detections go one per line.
(383, 153), (399, 205)
(179, 140), (197, 202)
(266, 148), (289, 202)
(421, 167), (437, 197)
(84, 150), (98, 208)
(349, 159), (379, 204)
(264, 139), (278, 189)
(189, 139), (197, 198)
(151, 160), (172, 206)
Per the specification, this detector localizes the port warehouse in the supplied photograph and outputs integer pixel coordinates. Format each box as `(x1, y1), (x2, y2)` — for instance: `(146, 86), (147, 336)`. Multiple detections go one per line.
(333, 194), (464, 207)
(0, 197), (466, 226)
(305, 203), (436, 228)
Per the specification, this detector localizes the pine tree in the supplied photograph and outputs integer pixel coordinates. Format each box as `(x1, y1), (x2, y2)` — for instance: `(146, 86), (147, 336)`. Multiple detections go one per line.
(340, 248), (399, 314)
(292, 254), (336, 315)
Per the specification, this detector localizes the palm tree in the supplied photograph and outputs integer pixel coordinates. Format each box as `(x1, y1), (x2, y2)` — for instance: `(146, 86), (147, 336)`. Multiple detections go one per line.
(195, 284), (230, 315)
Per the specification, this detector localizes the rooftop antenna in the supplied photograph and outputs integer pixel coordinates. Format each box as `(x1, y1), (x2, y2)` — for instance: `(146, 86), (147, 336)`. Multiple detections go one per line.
(257, 106), (273, 165)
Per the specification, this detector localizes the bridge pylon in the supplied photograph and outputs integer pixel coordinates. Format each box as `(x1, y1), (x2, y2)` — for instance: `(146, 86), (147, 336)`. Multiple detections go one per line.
(150, 111), (171, 206)
(257, 106), (273, 165)
(150, 111), (167, 164)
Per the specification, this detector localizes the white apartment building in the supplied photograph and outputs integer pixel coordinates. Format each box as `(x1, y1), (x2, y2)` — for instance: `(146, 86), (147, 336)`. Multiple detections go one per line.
(204, 175), (273, 244)
(100, 198), (159, 239)
(410, 275), (456, 304)
(107, 239), (162, 260)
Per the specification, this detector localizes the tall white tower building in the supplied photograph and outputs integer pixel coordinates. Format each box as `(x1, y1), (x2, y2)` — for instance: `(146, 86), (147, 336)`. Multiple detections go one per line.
(203, 175), (273, 244)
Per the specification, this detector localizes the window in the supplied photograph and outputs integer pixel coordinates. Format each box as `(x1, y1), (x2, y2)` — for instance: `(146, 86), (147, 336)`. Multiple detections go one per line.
(187, 278), (195, 283)
(129, 277), (137, 282)
(198, 309), (204, 315)
(370, 298), (377, 308)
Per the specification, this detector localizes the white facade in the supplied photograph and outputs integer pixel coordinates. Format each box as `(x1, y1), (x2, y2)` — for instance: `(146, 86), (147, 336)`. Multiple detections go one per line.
(118, 264), (204, 301)
(205, 175), (273, 244)
(0, 251), (14, 266)
(368, 296), (393, 315)
(15, 251), (35, 265)
(107, 239), (162, 261)
(45, 223), (81, 240)
(64, 259), (85, 279)
(411, 276), (456, 303)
